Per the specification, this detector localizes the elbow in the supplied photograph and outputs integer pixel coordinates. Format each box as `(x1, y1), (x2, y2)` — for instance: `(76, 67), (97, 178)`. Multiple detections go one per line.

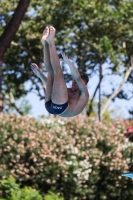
(84, 92), (89, 99)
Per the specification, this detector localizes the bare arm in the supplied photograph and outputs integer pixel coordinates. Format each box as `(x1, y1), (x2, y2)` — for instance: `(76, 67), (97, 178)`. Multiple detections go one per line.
(61, 53), (80, 80)
(30, 63), (47, 85)
(76, 76), (89, 96)
(61, 53), (89, 96)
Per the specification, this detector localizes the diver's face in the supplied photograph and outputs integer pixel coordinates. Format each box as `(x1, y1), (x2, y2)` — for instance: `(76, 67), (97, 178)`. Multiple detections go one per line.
(72, 78), (87, 91)
(72, 79), (86, 91)
(72, 79), (78, 91)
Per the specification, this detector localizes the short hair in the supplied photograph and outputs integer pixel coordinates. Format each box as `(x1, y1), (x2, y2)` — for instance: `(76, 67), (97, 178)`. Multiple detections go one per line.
(79, 70), (89, 85)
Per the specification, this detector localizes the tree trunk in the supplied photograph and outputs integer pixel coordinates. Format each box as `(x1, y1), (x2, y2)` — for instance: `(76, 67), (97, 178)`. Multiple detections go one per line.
(0, 59), (5, 112)
(0, 0), (30, 112)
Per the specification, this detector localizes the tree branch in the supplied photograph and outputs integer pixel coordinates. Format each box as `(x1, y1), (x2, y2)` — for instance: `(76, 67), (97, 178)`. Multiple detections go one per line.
(127, 95), (133, 100)
(87, 74), (103, 116)
(0, 0), (30, 58)
(5, 92), (24, 116)
(101, 56), (133, 117)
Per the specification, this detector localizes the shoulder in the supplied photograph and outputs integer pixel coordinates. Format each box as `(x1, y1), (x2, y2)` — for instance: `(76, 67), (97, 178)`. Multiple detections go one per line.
(72, 93), (89, 115)
(59, 92), (89, 117)
(78, 92), (89, 105)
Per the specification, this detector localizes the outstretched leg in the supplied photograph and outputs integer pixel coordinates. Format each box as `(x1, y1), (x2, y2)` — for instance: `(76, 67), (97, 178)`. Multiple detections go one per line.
(41, 27), (54, 103)
(46, 26), (68, 104)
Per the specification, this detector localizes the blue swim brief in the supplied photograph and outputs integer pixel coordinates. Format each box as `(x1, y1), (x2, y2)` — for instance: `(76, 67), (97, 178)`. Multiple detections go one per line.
(45, 100), (68, 115)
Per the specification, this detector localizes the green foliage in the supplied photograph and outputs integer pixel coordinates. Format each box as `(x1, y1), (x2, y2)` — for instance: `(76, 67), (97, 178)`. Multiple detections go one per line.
(116, 120), (133, 143)
(86, 97), (124, 122)
(0, 176), (43, 200)
(5, 94), (33, 115)
(18, 99), (32, 115)
(0, 176), (63, 200)
(44, 191), (64, 200)
(0, 114), (133, 199)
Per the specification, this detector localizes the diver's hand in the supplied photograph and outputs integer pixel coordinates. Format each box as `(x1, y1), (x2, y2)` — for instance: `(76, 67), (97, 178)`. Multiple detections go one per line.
(61, 53), (72, 64)
(30, 63), (40, 77)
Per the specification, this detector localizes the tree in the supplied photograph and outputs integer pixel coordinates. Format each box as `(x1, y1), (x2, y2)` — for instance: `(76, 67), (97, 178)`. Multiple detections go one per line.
(0, 0), (30, 112)
(101, 57), (133, 117)
(1, 0), (133, 117)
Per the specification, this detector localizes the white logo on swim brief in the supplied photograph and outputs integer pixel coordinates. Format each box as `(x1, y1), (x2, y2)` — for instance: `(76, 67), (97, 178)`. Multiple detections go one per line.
(53, 106), (62, 109)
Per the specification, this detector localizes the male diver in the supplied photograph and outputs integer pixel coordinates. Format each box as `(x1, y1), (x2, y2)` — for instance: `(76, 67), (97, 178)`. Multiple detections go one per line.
(31, 26), (89, 117)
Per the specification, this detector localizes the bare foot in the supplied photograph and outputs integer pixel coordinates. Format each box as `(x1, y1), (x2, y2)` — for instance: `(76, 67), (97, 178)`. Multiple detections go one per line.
(46, 26), (56, 43)
(41, 26), (49, 45)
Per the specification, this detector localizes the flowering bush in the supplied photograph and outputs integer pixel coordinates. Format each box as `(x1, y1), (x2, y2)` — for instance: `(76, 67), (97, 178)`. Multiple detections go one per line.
(115, 120), (133, 142)
(0, 114), (133, 200)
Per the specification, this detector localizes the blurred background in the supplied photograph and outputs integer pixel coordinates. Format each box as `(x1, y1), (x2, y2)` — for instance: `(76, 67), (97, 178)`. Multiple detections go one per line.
(1, 0), (133, 121)
(1, 1), (133, 200)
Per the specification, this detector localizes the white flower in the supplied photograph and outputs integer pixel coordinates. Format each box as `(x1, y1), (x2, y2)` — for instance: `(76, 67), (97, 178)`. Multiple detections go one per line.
(45, 119), (53, 124)
(71, 155), (77, 159)
(65, 145), (70, 149)
(66, 161), (73, 165)
(73, 169), (82, 175)
(87, 169), (92, 173)
(126, 158), (131, 163)
(57, 119), (64, 125)
(79, 160), (91, 169)
(125, 138), (129, 142)
(72, 147), (79, 154)
(84, 174), (89, 180)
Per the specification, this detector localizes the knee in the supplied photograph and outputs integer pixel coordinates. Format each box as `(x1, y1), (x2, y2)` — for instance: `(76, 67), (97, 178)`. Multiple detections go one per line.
(53, 67), (62, 75)
(45, 63), (53, 72)
(48, 71), (54, 77)
(46, 68), (53, 75)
